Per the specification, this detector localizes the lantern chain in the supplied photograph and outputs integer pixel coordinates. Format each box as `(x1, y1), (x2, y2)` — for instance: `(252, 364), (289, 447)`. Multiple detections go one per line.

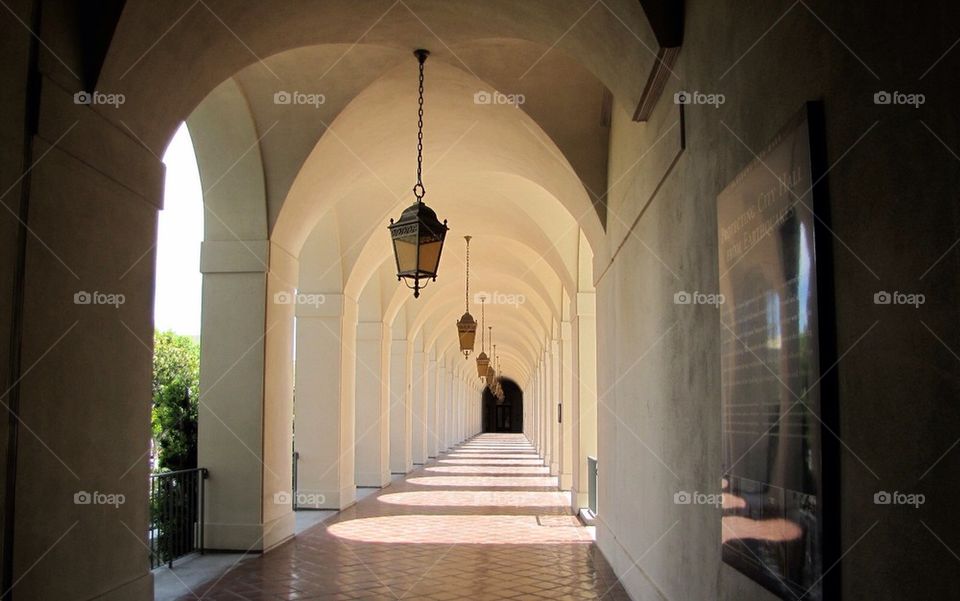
(465, 236), (470, 312)
(414, 50), (426, 202)
(480, 299), (485, 351)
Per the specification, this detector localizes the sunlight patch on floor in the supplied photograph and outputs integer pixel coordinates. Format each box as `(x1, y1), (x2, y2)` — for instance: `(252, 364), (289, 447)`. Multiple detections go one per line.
(407, 475), (559, 488)
(377, 490), (570, 509)
(328, 514), (595, 544)
(424, 465), (550, 475)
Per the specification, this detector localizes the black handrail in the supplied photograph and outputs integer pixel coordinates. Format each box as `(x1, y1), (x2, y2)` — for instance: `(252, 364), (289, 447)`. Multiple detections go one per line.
(587, 456), (598, 515)
(149, 467), (208, 569)
(292, 451), (300, 510)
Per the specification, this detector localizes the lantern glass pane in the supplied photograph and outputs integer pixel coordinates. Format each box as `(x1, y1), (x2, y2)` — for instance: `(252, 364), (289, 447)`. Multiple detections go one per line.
(418, 239), (443, 275)
(458, 329), (476, 352)
(393, 237), (418, 274)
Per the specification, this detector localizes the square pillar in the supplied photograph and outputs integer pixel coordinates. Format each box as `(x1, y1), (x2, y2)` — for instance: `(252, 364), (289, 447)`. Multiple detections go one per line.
(389, 338), (412, 473)
(354, 322), (390, 487)
(294, 294), (356, 509)
(427, 352), (439, 458)
(410, 344), (428, 464)
(559, 323), (575, 490)
(571, 292), (597, 512)
(549, 339), (561, 476)
(437, 362), (448, 451)
(200, 239), (297, 549)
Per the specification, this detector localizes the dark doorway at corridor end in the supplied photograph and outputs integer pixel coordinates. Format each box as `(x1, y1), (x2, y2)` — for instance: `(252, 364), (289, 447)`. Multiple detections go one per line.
(482, 379), (523, 433)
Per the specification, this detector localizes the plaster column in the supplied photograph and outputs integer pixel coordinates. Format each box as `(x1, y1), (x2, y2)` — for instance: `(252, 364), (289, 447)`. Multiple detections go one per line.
(460, 381), (473, 442)
(524, 378), (531, 441)
(389, 338), (412, 473)
(538, 364), (545, 454)
(549, 339), (562, 476)
(541, 362), (547, 457)
(198, 242), (266, 548)
(294, 294), (356, 509)
(449, 371), (456, 447)
(454, 369), (461, 444)
(571, 292), (597, 512)
(438, 362), (448, 451)
(454, 376), (462, 444)
(410, 342), (428, 464)
(448, 366), (457, 447)
(559, 322), (575, 490)
(541, 356), (551, 466)
(5, 81), (164, 598)
(261, 245), (297, 549)
(533, 366), (540, 452)
(354, 322), (390, 487)
(453, 376), (466, 444)
(463, 382), (467, 440)
(427, 351), (439, 458)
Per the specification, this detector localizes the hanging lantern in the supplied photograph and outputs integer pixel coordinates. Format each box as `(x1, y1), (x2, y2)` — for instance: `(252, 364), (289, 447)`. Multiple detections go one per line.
(486, 342), (497, 387)
(388, 49), (448, 299)
(475, 306), (490, 377)
(456, 236), (477, 358)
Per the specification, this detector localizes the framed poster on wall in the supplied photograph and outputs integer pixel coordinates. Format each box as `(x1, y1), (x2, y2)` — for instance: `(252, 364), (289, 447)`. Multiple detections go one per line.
(716, 103), (838, 601)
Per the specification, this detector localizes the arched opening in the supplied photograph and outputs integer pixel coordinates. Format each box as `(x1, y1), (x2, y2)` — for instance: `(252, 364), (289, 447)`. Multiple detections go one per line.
(482, 378), (523, 433)
(149, 123), (205, 571)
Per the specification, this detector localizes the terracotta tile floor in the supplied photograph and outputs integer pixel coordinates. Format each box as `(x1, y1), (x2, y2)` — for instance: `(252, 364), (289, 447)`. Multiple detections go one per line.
(181, 434), (630, 600)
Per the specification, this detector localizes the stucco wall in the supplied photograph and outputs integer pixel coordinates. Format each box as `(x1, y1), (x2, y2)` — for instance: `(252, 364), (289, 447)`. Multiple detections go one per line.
(0, 0), (33, 588)
(596, 1), (959, 600)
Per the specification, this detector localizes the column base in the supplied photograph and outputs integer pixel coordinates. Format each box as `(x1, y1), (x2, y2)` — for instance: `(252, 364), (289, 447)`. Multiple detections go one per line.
(204, 522), (270, 552)
(293, 486), (357, 510)
(570, 487), (589, 514)
(91, 572), (153, 601)
(201, 510), (296, 551)
(264, 510), (296, 551)
(356, 470), (391, 487)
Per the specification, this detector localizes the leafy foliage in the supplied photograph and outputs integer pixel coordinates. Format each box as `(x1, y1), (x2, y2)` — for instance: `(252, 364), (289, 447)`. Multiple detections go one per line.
(152, 330), (199, 471)
(150, 330), (201, 567)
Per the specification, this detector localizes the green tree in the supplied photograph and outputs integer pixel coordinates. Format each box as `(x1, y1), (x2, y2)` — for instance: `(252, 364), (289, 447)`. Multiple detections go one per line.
(152, 330), (200, 471)
(151, 331), (201, 567)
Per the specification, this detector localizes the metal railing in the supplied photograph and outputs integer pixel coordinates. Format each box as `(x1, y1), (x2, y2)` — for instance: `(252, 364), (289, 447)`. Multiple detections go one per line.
(149, 467), (208, 569)
(587, 456), (598, 515)
(292, 451), (300, 510)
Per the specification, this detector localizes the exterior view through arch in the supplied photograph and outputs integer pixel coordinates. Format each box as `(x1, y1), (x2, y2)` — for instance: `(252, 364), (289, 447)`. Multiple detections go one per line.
(0, 2), (956, 601)
(482, 378), (524, 433)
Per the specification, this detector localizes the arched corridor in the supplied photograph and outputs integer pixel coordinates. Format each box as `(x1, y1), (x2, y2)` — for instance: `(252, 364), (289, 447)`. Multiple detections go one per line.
(0, 2), (958, 601)
(177, 434), (629, 600)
